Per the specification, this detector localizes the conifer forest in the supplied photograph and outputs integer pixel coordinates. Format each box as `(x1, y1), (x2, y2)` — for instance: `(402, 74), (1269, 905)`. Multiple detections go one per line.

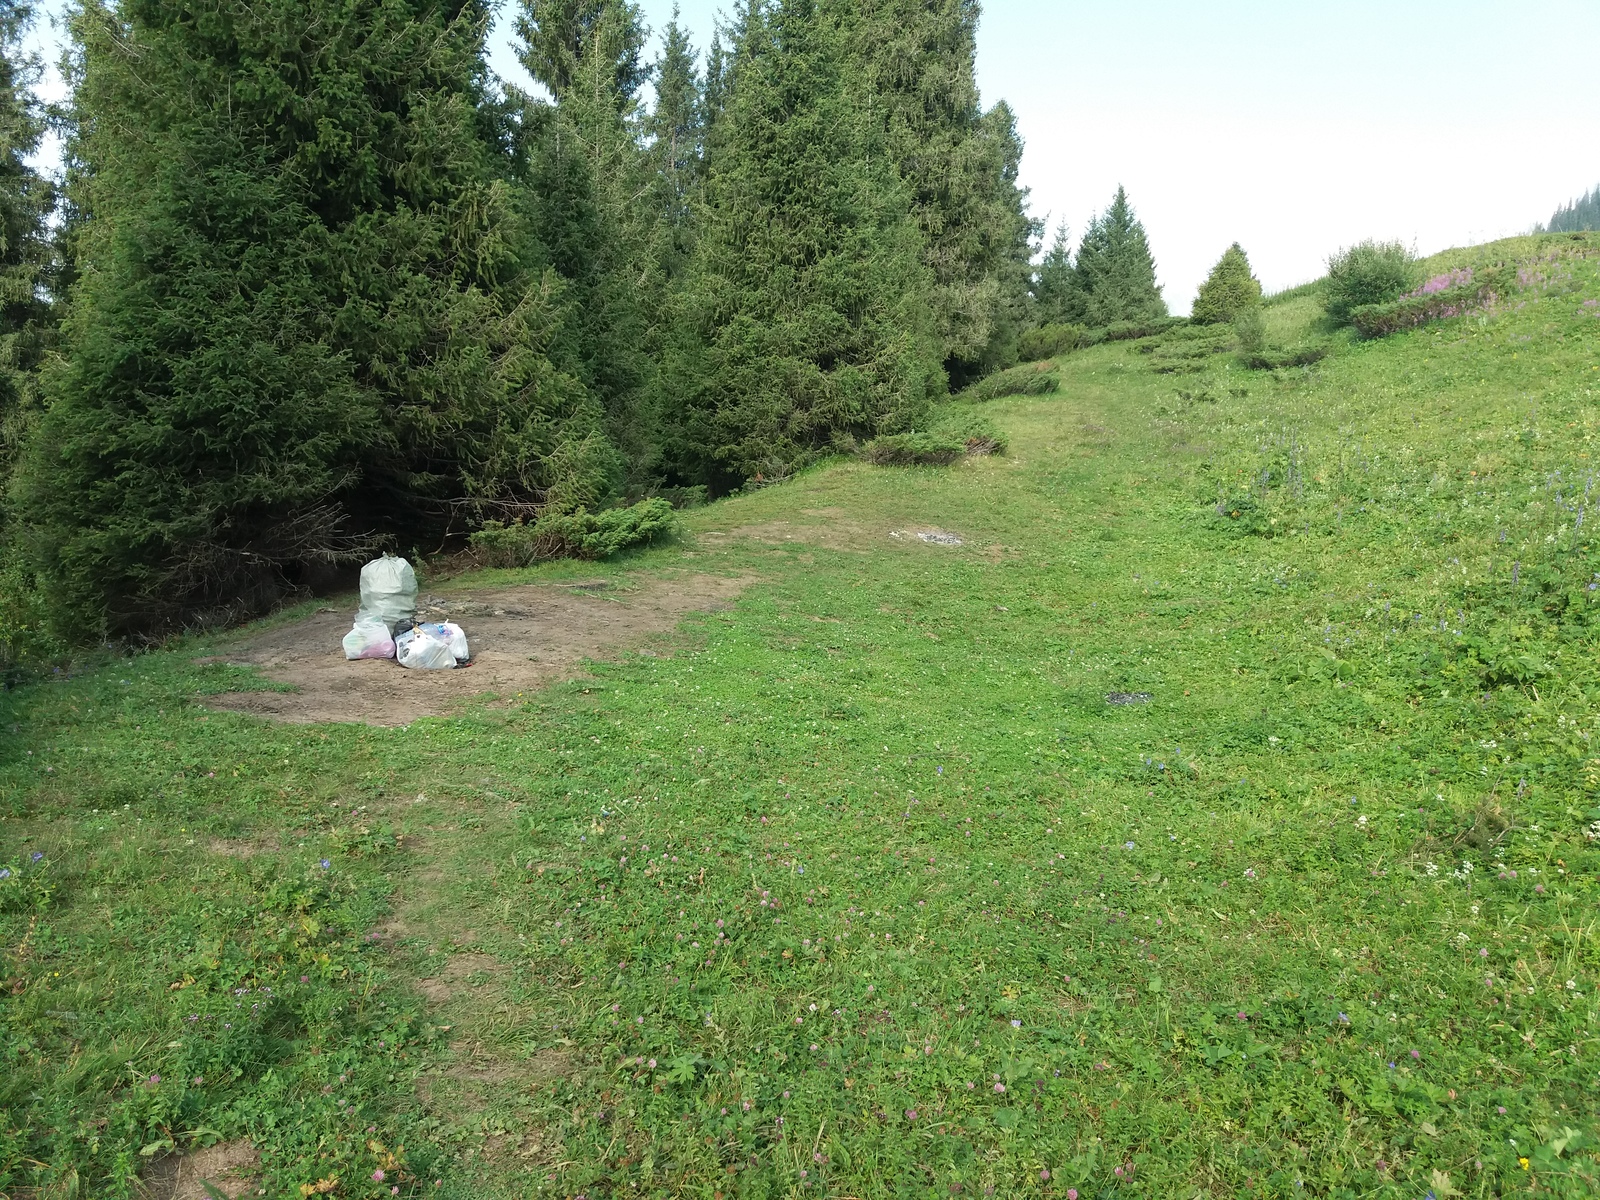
(0, 0), (1175, 642)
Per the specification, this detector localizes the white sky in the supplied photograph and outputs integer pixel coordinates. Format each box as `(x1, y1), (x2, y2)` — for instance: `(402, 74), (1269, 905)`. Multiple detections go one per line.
(28, 1), (1600, 313)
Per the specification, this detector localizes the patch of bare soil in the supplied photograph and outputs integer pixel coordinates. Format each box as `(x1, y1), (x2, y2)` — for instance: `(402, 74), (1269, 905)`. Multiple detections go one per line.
(141, 1139), (257, 1200)
(417, 1044), (575, 1115)
(416, 951), (508, 1003)
(202, 572), (751, 726)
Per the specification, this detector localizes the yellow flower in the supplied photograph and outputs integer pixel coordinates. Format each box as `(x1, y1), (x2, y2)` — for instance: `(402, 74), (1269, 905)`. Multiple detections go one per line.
(1519, 1157), (1530, 1171)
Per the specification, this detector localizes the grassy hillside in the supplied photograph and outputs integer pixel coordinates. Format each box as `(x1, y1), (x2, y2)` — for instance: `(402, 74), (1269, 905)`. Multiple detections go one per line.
(3, 233), (1599, 1199)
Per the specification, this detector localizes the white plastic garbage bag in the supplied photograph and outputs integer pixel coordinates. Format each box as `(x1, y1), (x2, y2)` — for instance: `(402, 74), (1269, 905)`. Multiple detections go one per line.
(396, 625), (456, 670)
(342, 616), (396, 661)
(439, 621), (470, 663)
(357, 554), (417, 632)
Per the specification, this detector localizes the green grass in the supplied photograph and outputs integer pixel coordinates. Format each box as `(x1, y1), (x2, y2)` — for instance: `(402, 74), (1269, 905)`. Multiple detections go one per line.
(4, 234), (1600, 1199)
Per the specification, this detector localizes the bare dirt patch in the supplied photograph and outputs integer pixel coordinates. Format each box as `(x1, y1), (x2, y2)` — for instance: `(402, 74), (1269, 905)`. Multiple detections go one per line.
(141, 1139), (258, 1200)
(417, 1046), (574, 1116)
(417, 977), (453, 1004)
(202, 572), (751, 726)
(443, 1045), (572, 1089)
(415, 951), (508, 1005)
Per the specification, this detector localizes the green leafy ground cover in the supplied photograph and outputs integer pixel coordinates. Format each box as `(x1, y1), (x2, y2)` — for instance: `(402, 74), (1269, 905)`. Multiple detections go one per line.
(3, 235), (1600, 1198)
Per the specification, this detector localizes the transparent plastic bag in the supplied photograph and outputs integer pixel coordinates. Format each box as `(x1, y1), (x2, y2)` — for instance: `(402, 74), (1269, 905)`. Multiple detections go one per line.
(357, 554), (417, 632)
(395, 626), (456, 670)
(411, 622), (470, 663)
(440, 621), (470, 662)
(342, 616), (396, 661)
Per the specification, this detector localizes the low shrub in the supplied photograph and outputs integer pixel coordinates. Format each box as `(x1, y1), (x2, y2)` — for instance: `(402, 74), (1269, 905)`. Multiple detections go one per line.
(1324, 240), (1417, 322)
(653, 484), (709, 509)
(865, 411), (1008, 466)
(1132, 322), (1234, 375)
(1240, 341), (1331, 370)
(468, 498), (677, 568)
(957, 362), (1059, 402)
(1017, 323), (1087, 362)
(933, 410), (1008, 456)
(1096, 316), (1185, 343)
(1348, 267), (1511, 339)
(864, 431), (968, 466)
(1233, 308), (1267, 355)
(0, 554), (65, 686)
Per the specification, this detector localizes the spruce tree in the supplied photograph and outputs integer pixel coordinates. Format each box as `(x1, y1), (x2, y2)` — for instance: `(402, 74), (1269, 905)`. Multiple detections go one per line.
(1190, 242), (1261, 325)
(0, 0), (51, 489)
(663, 0), (941, 490)
(516, 0), (649, 100)
(0, 0), (56, 667)
(854, 0), (1036, 383)
(515, 0), (656, 491)
(642, 11), (704, 285)
(15, 0), (590, 637)
(1071, 185), (1166, 326)
(1032, 220), (1082, 326)
(1543, 186), (1600, 233)
(701, 32), (728, 136)
(970, 100), (1040, 377)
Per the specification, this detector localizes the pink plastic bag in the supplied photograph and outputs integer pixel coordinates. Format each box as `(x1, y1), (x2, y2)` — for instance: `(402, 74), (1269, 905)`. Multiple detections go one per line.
(342, 617), (395, 660)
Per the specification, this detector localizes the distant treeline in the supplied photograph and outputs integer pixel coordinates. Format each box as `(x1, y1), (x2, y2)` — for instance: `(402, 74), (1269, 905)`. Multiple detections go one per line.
(1540, 185), (1600, 233)
(0, 0), (1171, 644)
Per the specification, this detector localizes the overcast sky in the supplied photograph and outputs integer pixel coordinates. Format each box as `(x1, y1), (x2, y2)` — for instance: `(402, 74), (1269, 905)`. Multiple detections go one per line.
(29, 1), (1600, 314)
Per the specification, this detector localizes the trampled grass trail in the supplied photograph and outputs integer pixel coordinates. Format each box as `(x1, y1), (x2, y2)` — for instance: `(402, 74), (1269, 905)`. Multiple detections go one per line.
(3, 234), (1599, 1198)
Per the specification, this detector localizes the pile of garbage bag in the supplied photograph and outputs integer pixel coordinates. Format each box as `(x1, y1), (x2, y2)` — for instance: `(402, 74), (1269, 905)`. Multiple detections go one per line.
(340, 555), (470, 669)
(395, 621), (469, 670)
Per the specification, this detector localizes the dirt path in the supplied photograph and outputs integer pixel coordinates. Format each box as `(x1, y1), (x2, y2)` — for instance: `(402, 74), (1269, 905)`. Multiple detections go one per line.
(203, 572), (752, 726)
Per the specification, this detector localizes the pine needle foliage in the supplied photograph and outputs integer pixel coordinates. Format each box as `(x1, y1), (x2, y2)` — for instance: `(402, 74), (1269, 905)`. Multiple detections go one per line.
(0, 0), (58, 672)
(515, 0), (656, 494)
(1190, 242), (1262, 325)
(642, 11), (704, 284)
(0, 0), (50, 488)
(2, 0), (1061, 641)
(16, 0), (591, 638)
(1071, 185), (1166, 326)
(662, 0), (943, 492)
(854, 0), (1037, 384)
(1031, 220), (1079, 327)
(1541, 185), (1600, 234)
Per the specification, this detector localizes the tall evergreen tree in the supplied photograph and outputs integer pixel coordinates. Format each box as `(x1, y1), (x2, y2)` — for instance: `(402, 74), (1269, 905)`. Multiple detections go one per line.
(1071, 185), (1166, 326)
(515, 0), (656, 491)
(663, 0), (941, 491)
(1032, 220), (1081, 326)
(0, 0), (49, 481)
(14, 0), (591, 637)
(1542, 185), (1600, 233)
(854, 0), (1036, 384)
(1190, 242), (1261, 325)
(701, 31), (728, 137)
(517, 0), (649, 100)
(972, 100), (1037, 368)
(642, 10), (703, 285)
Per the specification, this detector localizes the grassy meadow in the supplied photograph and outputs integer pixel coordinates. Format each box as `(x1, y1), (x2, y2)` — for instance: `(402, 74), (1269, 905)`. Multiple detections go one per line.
(3, 233), (1599, 1199)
